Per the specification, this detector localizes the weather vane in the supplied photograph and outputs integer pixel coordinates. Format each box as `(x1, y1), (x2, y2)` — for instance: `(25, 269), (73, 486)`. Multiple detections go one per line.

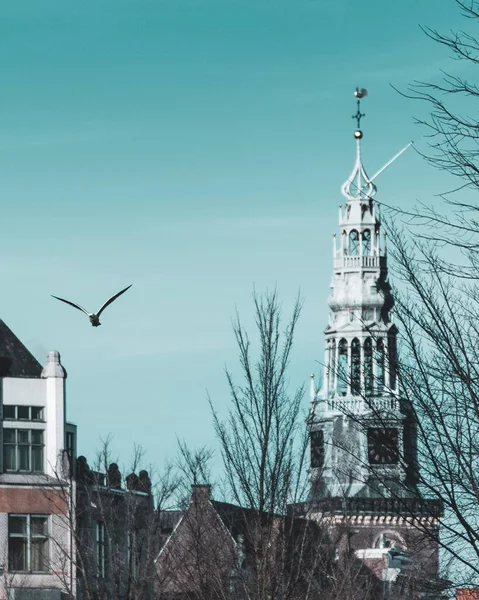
(352, 87), (368, 138)
(342, 85), (414, 199)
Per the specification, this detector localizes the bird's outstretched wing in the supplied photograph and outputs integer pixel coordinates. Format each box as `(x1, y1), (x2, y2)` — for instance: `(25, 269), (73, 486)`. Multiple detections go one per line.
(96, 285), (132, 317)
(51, 295), (90, 316)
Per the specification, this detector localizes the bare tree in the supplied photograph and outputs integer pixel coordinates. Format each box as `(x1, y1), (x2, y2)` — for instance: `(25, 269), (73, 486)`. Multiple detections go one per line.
(206, 290), (380, 600)
(211, 289), (306, 515)
(380, 225), (479, 592)
(156, 290), (382, 600)
(11, 441), (179, 600)
(403, 1), (479, 192)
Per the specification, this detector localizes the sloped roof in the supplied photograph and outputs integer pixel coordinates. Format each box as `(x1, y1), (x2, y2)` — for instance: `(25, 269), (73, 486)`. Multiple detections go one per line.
(0, 320), (43, 378)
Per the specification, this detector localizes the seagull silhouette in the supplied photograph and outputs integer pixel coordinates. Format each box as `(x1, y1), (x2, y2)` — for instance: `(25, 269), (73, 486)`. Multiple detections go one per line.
(51, 285), (132, 327)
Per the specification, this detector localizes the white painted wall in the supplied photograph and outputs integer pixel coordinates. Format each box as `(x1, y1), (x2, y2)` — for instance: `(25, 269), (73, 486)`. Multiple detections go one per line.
(3, 379), (45, 407)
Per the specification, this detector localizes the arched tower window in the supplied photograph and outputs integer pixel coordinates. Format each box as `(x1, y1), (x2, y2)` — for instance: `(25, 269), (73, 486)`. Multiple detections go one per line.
(349, 230), (359, 256)
(376, 338), (385, 391)
(328, 340), (336, 395)
(364, 337), (373, 395)
(388, 335), (397, 390)
(351, 338), (361, 396)
(362, 229), (371, 256)
(338, 339), (348, 397)
(310, 430), (324, 469)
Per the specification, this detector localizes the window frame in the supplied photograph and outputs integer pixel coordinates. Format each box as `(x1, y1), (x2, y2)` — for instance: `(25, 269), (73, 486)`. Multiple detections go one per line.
(96, 521), (106, 578)
(3, 429), (44, 473)
(3, 406), (45, 422)
(8, 514), (50, 573)
(310, 430), (325, 469)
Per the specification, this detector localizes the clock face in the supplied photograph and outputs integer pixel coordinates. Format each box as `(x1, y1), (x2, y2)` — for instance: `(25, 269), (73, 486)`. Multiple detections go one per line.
(367, 427), (399, 465)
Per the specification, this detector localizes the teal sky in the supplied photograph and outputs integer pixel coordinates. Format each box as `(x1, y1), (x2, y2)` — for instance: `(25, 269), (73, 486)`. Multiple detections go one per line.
(0, 0), (467, 473)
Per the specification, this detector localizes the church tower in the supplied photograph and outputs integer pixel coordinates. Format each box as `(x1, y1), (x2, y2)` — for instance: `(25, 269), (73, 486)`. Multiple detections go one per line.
(307, 89), (442, 591)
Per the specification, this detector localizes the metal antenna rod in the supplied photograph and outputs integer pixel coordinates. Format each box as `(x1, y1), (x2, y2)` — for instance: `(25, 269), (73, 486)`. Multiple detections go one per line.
(368, 142), (413, 184)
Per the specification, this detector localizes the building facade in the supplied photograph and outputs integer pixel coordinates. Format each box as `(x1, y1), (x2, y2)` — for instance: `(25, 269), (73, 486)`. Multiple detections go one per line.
(0, 322), (76, 599)
(0, 320), (154, 600)
(307, 94), (442, 596)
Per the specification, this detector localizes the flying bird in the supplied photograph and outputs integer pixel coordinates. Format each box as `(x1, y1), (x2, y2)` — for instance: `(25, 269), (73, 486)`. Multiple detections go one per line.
(51, 285), (132, 327)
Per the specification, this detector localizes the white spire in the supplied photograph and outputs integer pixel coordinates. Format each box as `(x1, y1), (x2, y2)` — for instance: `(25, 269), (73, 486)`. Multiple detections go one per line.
(341, 88), (376, 200)
(341, 136), (377, 200)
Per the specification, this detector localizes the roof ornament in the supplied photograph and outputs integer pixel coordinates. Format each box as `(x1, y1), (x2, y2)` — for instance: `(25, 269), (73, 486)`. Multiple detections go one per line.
(353, 87), (367, 131)
(341, 87), (376, 200)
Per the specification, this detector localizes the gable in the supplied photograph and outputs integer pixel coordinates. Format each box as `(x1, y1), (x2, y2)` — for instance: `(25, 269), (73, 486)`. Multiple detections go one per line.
(0, 320), (42, 378)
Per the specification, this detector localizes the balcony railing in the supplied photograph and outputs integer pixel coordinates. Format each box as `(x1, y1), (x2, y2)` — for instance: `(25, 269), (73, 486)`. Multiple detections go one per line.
(333, 255), (386, 270)
(326, 394), (398, 414)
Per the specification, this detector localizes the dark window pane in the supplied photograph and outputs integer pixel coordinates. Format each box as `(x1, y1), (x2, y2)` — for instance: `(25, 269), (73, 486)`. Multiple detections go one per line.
(351, 338), (361, 396)
(31, 539), (49, 572)
(97, 522), (106, 577)
(17, 406), (29, 420)
(19, 446), (30, 471)
(310, 430), (324, 469)
(32, 447), (43, 472)
(9, 516), (27, 535)
(362, 229), (371, 256)
(338, 339), (348, 396)
(364, 338), (373, 395)
(66, 431), (74, 455)
(349, 230), (359, 256)
(18, 430), (29, 444)
(31, 517), (48, 536)
(31, 407), (43, 421)
(3, 430), (15, 443)
(9, 537), (26, 571)
(3, 406), (15, 420)
(4, 445), (16, 471)
(32, 431), (43, 445)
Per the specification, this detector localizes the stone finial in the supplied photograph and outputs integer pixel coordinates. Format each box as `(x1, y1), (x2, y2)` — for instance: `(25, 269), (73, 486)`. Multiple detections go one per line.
(107, 463), (122, 489)
(41, 350), (67, 379)
(126, 472), (139, 491)
(139, 470), (152, 495)
(76, 455), (94, 485)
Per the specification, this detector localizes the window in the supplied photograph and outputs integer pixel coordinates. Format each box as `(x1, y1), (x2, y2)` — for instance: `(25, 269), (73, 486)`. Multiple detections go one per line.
(364, 338), (373, 395)
(349, 230), (359, 256)
(3, 406), (44, 421)
(17, 406), (29, 420)
(3, 429), (44, 472)
(388, 335), (397, 390)
(97, 522), (106, 578)
(3, 406), (15, 420)
(362, 229), (371, 256)
(127, 532), (137, 579)
(31, 407), (44, 421)
(8, 514), (49, 572)
(351, 338), (361, 396)
(328, 340), (336, 395)
(338, 339), (348, 396)
(310, 430), (324, 469)
(376, 339), (385, 391)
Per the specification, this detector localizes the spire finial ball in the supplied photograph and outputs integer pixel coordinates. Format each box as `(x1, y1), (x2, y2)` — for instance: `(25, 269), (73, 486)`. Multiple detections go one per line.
(354, 129), (363, 139)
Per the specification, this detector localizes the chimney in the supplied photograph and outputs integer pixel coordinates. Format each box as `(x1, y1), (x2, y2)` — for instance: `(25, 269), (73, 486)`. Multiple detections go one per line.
(191, 484), (211, 504)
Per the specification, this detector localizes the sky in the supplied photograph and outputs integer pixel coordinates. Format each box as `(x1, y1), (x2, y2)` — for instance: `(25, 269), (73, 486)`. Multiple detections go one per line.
(0, 0), (469, 475)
